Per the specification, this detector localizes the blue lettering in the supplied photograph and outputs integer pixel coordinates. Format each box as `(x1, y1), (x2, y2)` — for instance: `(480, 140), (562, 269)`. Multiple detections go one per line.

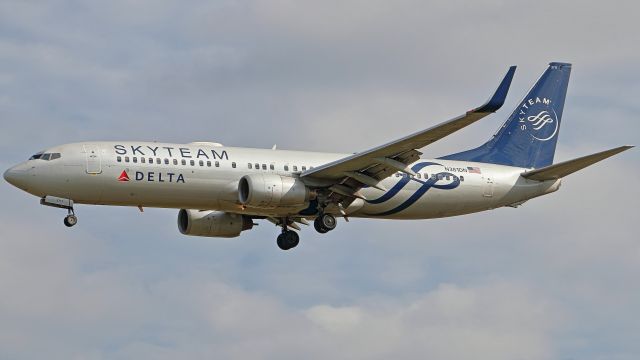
(177, 174), (185, 183)
(211, 150), (229, 160)
(180, 148), (191, 158)
(163, 147), (174, 157)
(131, 145), (145, 156)
(158, 172), (165, 182)
(168, 173), (175, 182)
(148, 172), (154, 181)
(196, 149), (209, 159)
(136, 171), (144, 181)
(114, 145), (126, 155)
(147, 146), (159, 156)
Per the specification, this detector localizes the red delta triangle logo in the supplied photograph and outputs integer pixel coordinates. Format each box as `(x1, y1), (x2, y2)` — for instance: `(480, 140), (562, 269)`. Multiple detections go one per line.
(118, 170), (130, 182)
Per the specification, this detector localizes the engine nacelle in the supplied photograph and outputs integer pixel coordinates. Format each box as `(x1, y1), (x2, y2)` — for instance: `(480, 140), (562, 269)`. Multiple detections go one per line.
(178, 209), (253, 238)
(238, 174), (310, 209)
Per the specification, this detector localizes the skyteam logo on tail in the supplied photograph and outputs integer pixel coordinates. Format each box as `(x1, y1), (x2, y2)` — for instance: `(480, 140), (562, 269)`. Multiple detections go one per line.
(518, 97), (559, 142)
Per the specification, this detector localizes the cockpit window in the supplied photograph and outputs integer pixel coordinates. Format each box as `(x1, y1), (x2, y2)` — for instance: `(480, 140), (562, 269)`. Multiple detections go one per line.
(29, 152), (44, 160)
(29, 152), (61, 161)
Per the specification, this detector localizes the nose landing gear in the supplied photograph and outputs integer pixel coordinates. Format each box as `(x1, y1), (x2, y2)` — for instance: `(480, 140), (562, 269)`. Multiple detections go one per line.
(40, 196), (78, 228)
(63, 210), (78, 227)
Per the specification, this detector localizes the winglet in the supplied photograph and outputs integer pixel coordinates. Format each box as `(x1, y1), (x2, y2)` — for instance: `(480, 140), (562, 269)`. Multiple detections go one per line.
(473, 65), (516, 113)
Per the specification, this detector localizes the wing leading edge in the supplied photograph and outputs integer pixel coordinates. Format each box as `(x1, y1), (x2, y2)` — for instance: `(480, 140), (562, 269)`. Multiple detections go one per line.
(301, 66), (516, 195)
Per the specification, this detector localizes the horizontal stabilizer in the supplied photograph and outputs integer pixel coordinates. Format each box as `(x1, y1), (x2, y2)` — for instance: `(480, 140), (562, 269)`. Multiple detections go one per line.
(521, 145), (633, 181)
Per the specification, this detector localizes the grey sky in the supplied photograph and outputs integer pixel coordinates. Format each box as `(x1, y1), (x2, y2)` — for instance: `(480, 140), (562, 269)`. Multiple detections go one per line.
(1, 1), (638, 359)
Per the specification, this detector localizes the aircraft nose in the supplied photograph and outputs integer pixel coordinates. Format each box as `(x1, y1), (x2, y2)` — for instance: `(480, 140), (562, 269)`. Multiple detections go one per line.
(4, 166), (23, 188)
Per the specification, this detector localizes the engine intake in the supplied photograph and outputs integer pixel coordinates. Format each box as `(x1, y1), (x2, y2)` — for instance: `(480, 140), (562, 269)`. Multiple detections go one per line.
(178, 209), (253, 238)
(238, 174), (310, 209)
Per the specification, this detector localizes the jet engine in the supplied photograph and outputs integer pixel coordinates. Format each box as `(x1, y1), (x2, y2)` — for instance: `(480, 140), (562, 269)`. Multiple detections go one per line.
(238, 174), (311, 209)
(178, 209), (253, 238)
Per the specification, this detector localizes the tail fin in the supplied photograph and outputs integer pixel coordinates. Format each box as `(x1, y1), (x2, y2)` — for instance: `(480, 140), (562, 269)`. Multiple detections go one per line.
(441, 62), (572, 168)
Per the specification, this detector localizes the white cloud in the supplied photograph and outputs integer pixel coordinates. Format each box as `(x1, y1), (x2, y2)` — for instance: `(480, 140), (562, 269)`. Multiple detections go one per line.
(0, 0), (638, 359)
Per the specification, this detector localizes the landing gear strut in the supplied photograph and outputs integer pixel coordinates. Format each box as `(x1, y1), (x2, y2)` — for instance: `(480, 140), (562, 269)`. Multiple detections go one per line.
(314, 213), (337, 234)
(276, 217), (299, 250)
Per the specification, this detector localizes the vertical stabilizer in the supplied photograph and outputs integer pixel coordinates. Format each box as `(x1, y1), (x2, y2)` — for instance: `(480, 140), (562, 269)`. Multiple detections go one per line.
(441, 62), (571, 168)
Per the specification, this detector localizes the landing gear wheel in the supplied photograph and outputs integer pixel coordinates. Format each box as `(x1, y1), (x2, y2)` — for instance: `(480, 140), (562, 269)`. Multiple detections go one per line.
(314, 213), (337, 233)
(64, 214), (78, 227)
(277, 230), (299, 250)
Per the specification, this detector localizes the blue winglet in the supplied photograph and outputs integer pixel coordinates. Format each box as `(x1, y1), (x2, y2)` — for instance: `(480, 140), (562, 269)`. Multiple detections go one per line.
(474, 65), (516, 113)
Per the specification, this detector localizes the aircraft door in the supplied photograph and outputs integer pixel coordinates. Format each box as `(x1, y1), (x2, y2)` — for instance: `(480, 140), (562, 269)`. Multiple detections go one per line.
(84, 144), (102, 174)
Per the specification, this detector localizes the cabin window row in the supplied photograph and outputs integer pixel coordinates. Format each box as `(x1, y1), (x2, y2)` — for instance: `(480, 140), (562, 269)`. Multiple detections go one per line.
(247, 163), (313, 172)
(116, 156), (237, 168)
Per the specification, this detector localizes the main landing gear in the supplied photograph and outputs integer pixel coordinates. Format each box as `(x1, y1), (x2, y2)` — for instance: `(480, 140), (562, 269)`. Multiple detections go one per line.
(277, 230), (299, 251)
(274, 213), (337, 251)
(314, 213), (337, 234)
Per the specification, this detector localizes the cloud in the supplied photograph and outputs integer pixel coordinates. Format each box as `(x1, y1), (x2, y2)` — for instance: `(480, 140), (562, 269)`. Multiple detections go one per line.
(0, 0), (638, 359)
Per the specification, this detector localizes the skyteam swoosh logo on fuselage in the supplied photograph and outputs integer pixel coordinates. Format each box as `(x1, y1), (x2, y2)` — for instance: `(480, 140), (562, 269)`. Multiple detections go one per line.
(366, 162), (460, 216)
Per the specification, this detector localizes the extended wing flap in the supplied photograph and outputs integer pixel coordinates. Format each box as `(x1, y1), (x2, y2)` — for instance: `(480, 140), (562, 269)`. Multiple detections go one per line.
(521, 145), (633, 181)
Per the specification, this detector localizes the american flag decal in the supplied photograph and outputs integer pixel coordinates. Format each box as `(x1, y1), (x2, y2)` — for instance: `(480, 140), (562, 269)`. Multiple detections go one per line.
(467, 166), (481, 174)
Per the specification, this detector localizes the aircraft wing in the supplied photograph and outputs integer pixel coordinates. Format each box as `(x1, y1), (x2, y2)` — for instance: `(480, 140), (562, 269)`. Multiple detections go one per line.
(300, 66), (516, 197)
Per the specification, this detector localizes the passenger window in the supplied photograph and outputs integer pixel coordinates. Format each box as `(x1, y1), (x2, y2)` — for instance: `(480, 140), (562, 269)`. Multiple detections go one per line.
(141, 157), (146, 163)
(248, 163), (252, 169)
(148, 158), (153, 164)
(164, 159), (169, 165)
(262, 164), (267, 170)
(173, 159), (178, 165)
(302, 166), (307, 171)
(270, 164), (274, 170)
(125, 156), (130, 163)
(117, 156), (122, 162)
(181, 159), (186, 165)
(438, 174), (443, 180)
(446, 175), (450, 180)
(417, 173), (421, 179)
(190, 160), (195, 166)
(133, 157), (138, 163)
(199, 160), (204, 166)
(231, 162), (236, 168)
(255, 163), (259, 170)
(50, 153), (61, 160)
(293, 166), (298, 171)
(215, 161), (219, 167)
(460, 176), (465, 182)
(156, 158), (161, 164)
(207, 161), (211, 167)
(284, 165), (289, 171)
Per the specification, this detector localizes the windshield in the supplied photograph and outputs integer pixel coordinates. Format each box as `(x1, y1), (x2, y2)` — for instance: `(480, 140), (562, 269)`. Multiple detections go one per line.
(29, 152), (61, 161)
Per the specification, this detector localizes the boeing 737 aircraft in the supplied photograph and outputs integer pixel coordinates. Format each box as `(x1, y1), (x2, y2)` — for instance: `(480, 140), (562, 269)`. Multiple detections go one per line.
(4, 62), (633, 250)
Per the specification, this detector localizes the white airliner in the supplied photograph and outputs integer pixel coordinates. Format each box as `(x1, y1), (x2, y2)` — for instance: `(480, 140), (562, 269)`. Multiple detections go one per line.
(4, 62), (633, 250)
